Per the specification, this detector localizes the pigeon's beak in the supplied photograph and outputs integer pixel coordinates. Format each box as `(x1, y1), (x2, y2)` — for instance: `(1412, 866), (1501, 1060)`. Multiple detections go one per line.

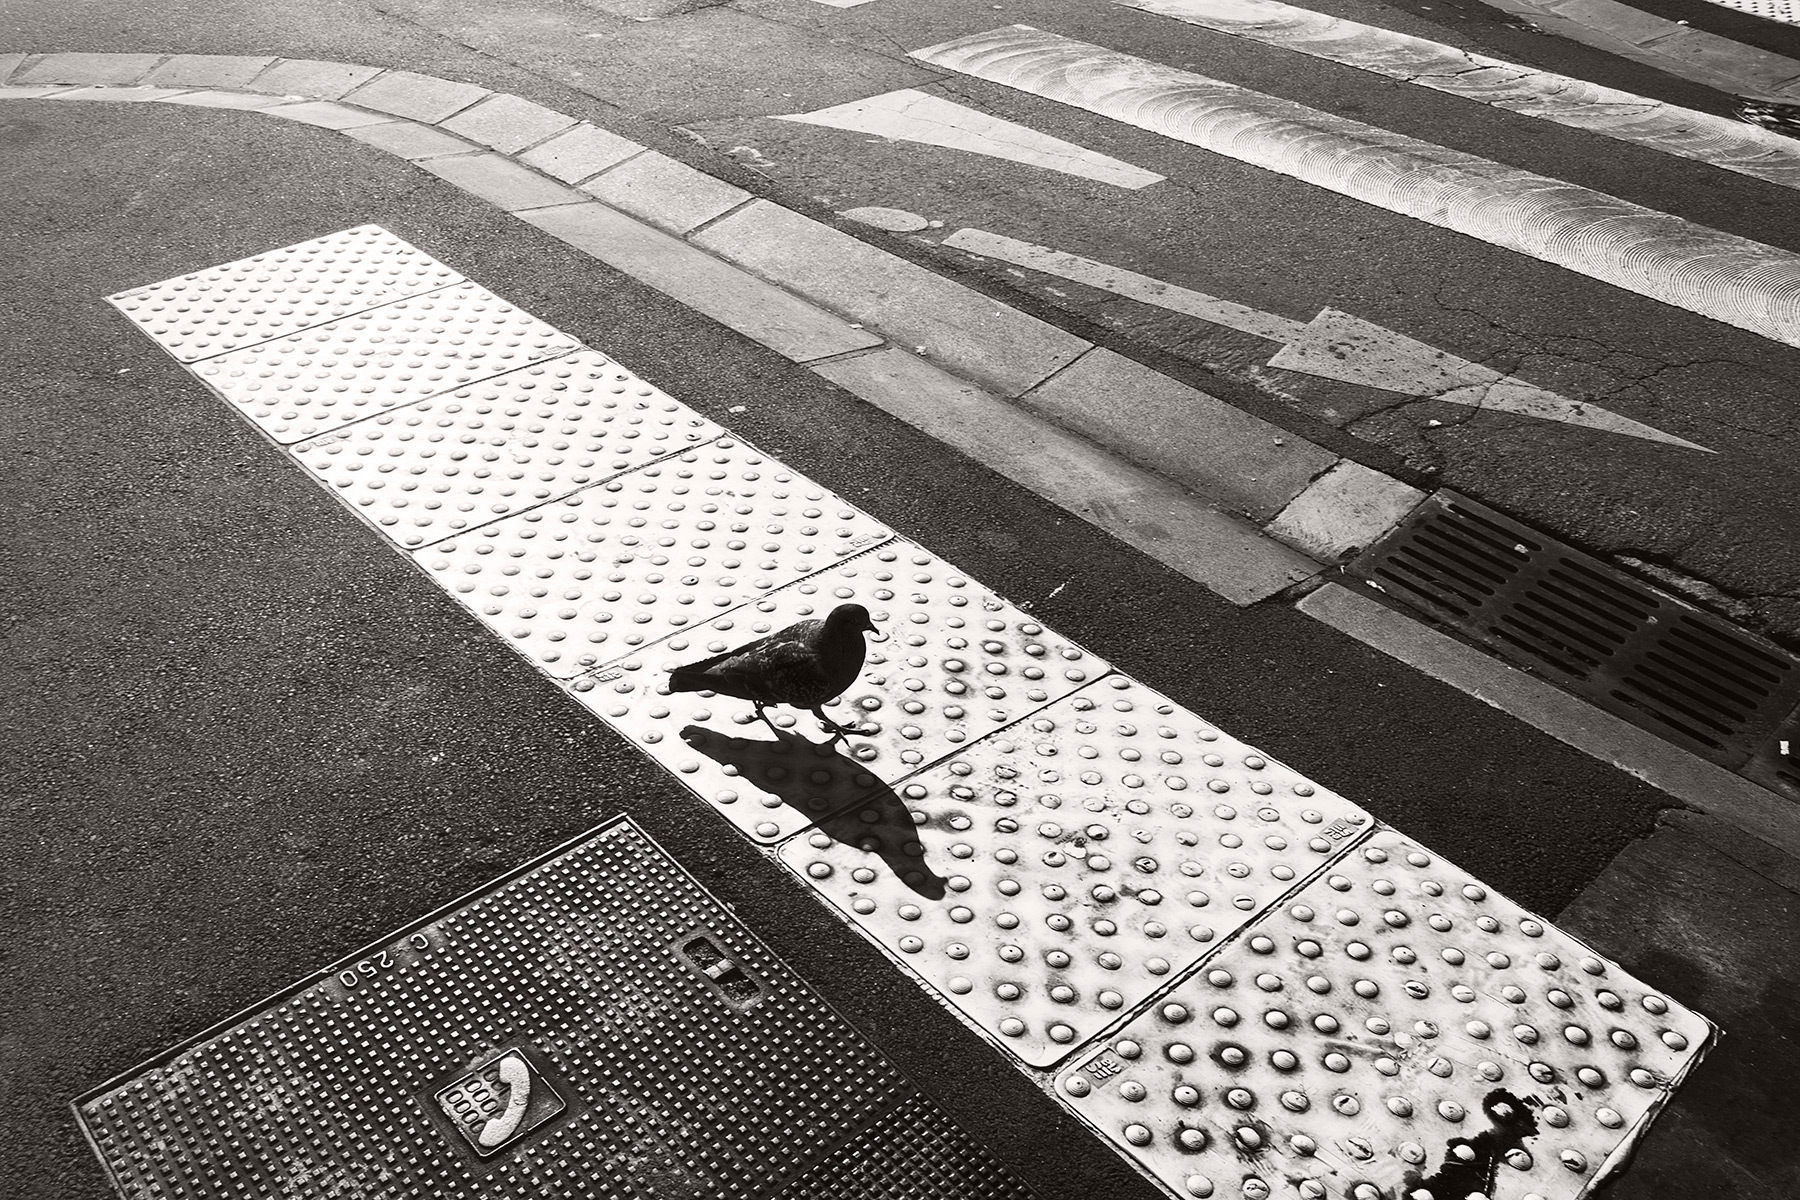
(868, 624), (889, 643)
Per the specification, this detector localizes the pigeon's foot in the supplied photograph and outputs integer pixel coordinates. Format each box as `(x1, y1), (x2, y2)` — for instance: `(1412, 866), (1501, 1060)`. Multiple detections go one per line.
(811, 707), (875, 739)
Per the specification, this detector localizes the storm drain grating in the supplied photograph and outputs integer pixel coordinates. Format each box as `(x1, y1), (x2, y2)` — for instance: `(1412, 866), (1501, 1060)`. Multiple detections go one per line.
(1348, 493), (1800, 780)
(73, 818), (1039, 1200)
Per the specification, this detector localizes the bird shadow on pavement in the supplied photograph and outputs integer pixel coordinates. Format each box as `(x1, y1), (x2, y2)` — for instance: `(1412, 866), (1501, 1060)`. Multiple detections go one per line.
(680, 724), (947, 900)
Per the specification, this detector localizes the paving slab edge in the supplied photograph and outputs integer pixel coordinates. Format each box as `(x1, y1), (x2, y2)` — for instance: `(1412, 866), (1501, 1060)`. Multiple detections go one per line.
(6, 51), (1794, 852)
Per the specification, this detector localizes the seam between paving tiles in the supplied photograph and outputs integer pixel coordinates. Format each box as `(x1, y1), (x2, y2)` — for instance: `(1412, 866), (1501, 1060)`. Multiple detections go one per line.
(769, 799), (1384, 1075)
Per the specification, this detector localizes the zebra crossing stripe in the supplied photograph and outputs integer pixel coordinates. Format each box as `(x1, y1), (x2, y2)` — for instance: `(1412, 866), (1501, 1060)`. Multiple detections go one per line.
(911, 25), (1800, 354)
(1117, 0), (1800, 193)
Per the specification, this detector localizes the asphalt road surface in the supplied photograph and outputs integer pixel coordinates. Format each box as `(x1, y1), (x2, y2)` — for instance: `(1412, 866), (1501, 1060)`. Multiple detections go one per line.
(3, 1), (1796, 1197)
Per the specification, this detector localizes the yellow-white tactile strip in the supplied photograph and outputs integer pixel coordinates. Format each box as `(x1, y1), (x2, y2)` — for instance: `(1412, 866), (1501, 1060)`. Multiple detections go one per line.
(108, 227), (1713, 1200)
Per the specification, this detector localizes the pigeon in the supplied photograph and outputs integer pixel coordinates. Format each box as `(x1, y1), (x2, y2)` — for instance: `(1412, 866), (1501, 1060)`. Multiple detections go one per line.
(666, 603), (885, 738)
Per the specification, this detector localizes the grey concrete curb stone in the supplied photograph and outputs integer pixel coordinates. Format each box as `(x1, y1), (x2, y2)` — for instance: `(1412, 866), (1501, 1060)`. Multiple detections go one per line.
(13, 52), (164, 86)
(263, 100), (395, 131)
(418, 153), (588, 212)
(518, 201), (885, 363)
(814, 347), (1322, 605)
(341, 70), (490, 123)
(342, 120), (481, 160)
(244, 59), (385, 99)
(520, 123), (643, 184)
(694, 200), (1093, 399)
(1018, 347), (1337, 522)
(142, 54), (277, 89)
(440, 93), (580, 156)
(581, 151), (752, 236)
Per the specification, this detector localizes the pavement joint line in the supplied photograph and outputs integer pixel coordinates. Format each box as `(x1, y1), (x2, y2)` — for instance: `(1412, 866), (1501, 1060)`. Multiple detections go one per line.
(99, 226), (1720, 1197)
(7, 57), (1769, 829)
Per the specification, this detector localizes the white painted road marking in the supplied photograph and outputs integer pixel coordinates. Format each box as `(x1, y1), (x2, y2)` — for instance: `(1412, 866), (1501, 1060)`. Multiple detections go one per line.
(912, 26), (1800, 354)
(1118, 0), (1800, 192)
(947, 228), (1710, 450)
(775, 88), (1165, 189)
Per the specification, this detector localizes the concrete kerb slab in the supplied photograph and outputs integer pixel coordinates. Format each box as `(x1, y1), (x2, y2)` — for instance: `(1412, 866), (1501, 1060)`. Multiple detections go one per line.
(0, 51), (1420, 611)
(142, 54), (278, 89)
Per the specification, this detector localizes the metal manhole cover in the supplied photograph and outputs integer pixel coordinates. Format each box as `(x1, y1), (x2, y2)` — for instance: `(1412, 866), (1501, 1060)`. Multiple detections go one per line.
(1050, 828), (1714, 1200)
(75, 818), (1039, 1200)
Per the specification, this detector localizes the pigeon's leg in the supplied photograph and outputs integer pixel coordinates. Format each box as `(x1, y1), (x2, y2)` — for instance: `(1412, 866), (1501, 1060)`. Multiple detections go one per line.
(811, 705), (871, 738)
(752, 702), (782, 736)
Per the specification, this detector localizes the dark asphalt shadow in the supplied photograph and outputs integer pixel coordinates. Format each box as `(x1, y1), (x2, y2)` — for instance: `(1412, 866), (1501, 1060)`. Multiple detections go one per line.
(680, 723), (946, 899)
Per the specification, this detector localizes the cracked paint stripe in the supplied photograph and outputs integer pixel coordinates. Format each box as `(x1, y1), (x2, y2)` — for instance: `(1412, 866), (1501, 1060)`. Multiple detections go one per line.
(912, 26), (1800, 355)
(948, 228), (1712, 451)
(1117, 0), (1800, 192)
(774, 88), (1164, 189)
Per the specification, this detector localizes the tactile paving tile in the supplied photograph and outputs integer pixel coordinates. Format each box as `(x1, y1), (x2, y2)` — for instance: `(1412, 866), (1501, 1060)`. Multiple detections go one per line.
(76, 818), (1038, 1200)
(1051, 827), (1715, 1200)
(566, 540), (1106, 844)
(192, 282), (580, 443)
(775, 675), (1374, 1068)
(418, 440), (893, 678)
(108, 225), (465, 362)
(292, 349), (727, 547)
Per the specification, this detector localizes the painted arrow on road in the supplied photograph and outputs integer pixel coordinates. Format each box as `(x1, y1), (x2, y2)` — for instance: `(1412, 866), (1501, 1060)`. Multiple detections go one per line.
(943, 228), (1711, 452)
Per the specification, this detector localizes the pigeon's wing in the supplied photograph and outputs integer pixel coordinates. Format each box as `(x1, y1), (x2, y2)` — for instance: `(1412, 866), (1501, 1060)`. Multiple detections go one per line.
(670, 620), (825, 701)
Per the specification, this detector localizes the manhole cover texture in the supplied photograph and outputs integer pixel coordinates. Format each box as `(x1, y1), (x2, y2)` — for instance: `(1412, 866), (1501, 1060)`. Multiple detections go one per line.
(191, 281), (581, 444)
(567, 540), (1106, 843)
(75, 818), (1039, 1200)
(108, 225), (465, 363)
(292, 349), (726, 548)
(1050, 828), (1715, 1200)
(776, 674), (1375, 1067)
(417, 439), (893, 678)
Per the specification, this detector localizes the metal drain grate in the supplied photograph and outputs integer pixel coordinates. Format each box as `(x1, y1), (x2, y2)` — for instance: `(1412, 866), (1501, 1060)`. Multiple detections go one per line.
(1347, 493), (1800, 780)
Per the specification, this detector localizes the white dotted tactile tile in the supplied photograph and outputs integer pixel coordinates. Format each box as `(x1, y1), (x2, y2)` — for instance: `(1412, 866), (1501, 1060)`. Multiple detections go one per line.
(1052, 828), (1715, 1200)
(419, 440), (893, 679)
(292, 349), (726, 547)
(107, 225), (465, 362)
(566, 541), (1106, 844)
(193, 282), (581, 444)
(775, 674), (1374, 1068)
